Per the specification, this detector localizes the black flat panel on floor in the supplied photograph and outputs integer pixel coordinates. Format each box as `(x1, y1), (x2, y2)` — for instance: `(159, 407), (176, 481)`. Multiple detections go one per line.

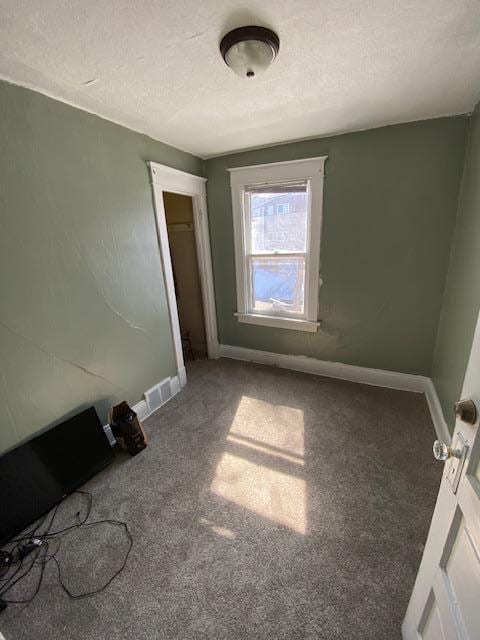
(0, 407), (114, 545)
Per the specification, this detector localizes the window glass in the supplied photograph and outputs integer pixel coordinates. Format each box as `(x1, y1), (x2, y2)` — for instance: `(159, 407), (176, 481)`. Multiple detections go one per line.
(250, 256), (305, 316)
(247, 183), (308, 254)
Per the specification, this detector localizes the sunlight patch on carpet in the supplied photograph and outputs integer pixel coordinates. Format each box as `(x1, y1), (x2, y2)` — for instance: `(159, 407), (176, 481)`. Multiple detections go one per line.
(210, 395), (306, 534)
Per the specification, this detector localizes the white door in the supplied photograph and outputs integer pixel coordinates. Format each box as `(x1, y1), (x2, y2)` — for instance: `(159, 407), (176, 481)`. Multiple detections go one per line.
(403, 312), (480, 639)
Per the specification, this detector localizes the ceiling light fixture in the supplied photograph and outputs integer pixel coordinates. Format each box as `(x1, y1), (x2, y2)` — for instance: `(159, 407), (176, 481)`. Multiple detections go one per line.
(220, 26), (280, 79)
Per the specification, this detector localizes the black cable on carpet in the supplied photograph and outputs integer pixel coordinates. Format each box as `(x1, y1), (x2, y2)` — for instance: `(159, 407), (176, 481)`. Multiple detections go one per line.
(0, 491), (133, 611)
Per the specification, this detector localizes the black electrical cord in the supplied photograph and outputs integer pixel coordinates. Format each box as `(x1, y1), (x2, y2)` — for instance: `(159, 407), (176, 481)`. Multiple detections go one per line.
(6, 490), (92, 544)
(51, 519), (133, 598)
(0, 544), (49, 605)
(0, 491), (132, 609)
(0, 492), (90, 596)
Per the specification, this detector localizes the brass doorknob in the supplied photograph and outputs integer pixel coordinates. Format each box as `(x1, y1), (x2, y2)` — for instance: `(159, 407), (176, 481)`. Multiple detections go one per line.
(454, 399), (477, 424)
(433, 440), (461, 461)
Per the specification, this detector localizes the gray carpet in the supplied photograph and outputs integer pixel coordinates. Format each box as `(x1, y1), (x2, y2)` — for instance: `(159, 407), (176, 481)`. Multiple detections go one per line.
(1, 358), (442, 640)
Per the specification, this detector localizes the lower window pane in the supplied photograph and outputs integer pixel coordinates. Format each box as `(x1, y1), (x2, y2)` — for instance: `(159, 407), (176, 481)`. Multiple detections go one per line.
(250, 257), (305, 316)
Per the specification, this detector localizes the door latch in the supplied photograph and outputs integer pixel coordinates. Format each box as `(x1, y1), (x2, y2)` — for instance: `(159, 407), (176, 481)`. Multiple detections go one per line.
(433, 433), (468, 493)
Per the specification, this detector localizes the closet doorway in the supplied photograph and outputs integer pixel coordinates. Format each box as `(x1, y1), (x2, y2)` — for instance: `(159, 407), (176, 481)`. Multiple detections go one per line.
(163, 192), (207, 360)
(149, 161), (219, 388)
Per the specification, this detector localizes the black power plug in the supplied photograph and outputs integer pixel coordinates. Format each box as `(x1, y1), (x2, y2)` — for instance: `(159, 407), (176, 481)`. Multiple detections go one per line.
(18, 538), (43, 560)
(0, 550), (12, 578)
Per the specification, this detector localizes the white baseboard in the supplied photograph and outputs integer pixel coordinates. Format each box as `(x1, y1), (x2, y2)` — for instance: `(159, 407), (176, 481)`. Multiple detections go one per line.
(219, 344), (451, 443)
(220, 344), (428, 392)
(102, 347), (452, 448)
(103, 369), (184, 445)
(132, 399), (149, 422)
(424, 379), (452, 444)
(177, 366), (187, 388)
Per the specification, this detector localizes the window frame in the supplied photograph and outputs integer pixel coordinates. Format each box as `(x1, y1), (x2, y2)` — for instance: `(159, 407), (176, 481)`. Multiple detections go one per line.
(228, 156), (327, 333)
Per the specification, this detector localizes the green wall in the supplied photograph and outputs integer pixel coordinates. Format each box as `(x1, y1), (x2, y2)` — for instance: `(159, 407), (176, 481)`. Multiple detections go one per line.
(0, 81), (203, 453)
(0, 77), (473, 453)
(206, 117), (468, 375)
(432, 104), (480, 432)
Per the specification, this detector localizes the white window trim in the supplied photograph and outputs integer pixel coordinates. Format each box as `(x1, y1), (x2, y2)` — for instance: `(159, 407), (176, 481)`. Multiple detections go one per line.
(228, 156), (327, 332)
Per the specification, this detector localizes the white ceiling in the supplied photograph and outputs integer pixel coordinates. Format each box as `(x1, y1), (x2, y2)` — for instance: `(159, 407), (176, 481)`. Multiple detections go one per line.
(1, 1), (480, 157)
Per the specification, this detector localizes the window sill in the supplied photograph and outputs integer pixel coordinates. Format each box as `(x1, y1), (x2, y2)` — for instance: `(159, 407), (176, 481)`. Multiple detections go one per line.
(235, 312), (320, 333)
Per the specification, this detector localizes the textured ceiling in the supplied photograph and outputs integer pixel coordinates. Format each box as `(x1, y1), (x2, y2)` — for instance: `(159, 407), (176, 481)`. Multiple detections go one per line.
(1, 1), (480, 157)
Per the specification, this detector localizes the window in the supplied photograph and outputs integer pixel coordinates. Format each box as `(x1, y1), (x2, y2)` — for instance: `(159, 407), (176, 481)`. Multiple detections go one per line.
(229, 157), (326, 332)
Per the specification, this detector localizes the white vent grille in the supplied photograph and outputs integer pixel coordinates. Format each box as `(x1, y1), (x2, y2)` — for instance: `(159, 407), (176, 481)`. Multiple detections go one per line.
(159, 380), (171, 404)
(145, 384), (163, 414)
(144, 377), (174, 415)
(133, 400), (149, 422)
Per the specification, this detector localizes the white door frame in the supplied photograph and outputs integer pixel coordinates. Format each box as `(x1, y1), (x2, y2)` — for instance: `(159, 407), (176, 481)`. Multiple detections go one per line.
(149, 162), (219, 387)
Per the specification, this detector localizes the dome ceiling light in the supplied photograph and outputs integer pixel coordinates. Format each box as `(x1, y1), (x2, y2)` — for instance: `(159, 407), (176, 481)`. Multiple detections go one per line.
(220, 26), (280, 79)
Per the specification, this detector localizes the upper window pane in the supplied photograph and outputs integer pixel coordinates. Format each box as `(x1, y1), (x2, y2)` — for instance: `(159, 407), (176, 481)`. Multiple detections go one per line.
(247, 182), (308, 254)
